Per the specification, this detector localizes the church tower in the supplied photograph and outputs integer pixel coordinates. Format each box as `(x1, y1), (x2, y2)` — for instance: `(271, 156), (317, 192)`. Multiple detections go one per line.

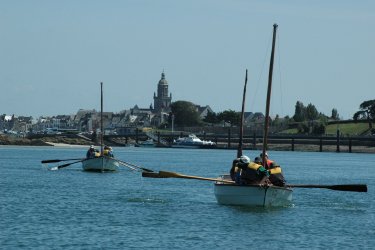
(153, 71), (172, 113)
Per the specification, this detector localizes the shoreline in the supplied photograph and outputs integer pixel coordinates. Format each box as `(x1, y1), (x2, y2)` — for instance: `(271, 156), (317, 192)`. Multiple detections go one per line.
(1, 135), (374, 153)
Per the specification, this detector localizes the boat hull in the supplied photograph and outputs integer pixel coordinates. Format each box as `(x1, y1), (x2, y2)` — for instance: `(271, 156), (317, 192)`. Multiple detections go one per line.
(171, 144), (217, 149)
(82, 157), (119, 172)
(214, 176), (293, 206)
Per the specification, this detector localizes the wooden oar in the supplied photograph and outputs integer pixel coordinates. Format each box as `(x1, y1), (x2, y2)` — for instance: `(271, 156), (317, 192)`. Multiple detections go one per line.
(113, 159), (154, 172)
(142, 171), (235, 184)
(288, 184), (367, 192)
(142, 171), (367, 193)
(116, 161), (137, 171)
(50, 159), (87, 170)
(41, 158), (85, 164)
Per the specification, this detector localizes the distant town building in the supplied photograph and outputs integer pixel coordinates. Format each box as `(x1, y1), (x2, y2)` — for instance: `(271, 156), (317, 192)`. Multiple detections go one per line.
(153, 71), (172, 113)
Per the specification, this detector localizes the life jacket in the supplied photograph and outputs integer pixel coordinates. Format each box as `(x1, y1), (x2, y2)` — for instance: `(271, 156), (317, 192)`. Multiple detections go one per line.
(264, 159), (274, 169)
(239, 162), (268, 184)
(268, 165), (286, 186)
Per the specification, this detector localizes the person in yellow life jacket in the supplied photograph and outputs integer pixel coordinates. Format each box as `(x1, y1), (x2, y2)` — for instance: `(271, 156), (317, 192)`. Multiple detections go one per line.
(258, 153), (286, 187)
(268, 161), (286, 186)
(236, 155), (269, 185)
(103, 145), (114, 158)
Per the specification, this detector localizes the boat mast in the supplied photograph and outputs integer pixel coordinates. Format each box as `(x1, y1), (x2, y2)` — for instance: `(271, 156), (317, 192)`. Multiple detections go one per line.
(100, 82), (104, 155)
(237, 69), (248, 158)
(262, 23), (277, 167)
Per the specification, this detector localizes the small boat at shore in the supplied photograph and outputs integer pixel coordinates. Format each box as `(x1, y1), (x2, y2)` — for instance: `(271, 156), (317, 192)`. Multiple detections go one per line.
(214, 175), (293, 206)
(172, 134), (216, 149)
(135, 139), (155, 147)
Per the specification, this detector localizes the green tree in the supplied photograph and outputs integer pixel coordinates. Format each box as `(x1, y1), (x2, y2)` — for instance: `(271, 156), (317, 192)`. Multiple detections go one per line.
(331, 108), (339, 120)
(305, 103), (319, 121)
(293, 101), (305, 122)
(312, 123), (326, 135)
(217, 110), (240, 127)
(203, 110), (219, 124)
(170, 101), (200, 127)
(353, 99), (375, 129)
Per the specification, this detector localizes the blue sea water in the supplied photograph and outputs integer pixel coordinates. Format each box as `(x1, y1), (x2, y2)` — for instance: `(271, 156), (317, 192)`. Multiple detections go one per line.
(0, 146), (374, 249)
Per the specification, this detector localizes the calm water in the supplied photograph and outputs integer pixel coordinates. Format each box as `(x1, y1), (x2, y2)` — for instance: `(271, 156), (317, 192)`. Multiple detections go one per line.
(1, 146), (374, 249)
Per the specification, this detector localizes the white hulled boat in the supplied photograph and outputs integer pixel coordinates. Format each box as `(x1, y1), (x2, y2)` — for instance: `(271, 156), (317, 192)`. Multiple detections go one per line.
(82, 156), (119, 172)
(213, 24), (291, 206)
(82, 82), (119, 172)
(214, 175), (292, 206)
(135, 139), (155, 147)
(172, 134), (216, 149)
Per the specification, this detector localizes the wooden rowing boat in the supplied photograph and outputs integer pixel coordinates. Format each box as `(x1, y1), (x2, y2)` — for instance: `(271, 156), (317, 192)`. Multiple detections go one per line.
(82, 82), (119, 172)
(214, 175), (292, 206)
(82, 156), (119, 172)
(214, 24), (288, 206)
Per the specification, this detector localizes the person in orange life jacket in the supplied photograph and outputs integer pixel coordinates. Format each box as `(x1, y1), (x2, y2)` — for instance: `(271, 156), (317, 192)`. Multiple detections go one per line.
(260, 152), (273, 169)
(235, 155), (269, 185)
(259, 153), (286, 187)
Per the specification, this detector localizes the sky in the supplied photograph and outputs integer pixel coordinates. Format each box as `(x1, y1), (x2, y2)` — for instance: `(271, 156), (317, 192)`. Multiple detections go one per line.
(1, 0), (374, 119)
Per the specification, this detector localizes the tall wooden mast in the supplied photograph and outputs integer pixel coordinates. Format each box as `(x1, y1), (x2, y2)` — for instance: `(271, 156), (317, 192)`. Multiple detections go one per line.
(100, 82), (104, 155)
(262, 23), (278, 167)
(237, 69), (248, 158)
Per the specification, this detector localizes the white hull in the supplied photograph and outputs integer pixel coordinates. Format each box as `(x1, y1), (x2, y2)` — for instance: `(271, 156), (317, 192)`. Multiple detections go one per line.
(172, 134), (216, 149)
(171, 144), (200, 149)
(214, 176), (292, 207)
(82, 157), (119, 172)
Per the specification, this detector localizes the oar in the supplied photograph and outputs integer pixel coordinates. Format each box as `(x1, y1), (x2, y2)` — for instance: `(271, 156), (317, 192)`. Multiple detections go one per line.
(41, 158), (85, 164)
(142, 171), (235, 184)
(116, 161), (137, 171)
(114, 159), (154, 172)
(288, 184), (367, 192)
(50, 159), (86, 170)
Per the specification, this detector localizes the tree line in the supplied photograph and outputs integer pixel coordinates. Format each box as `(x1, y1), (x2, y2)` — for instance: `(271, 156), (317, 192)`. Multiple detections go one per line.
(166, 99), (375, 135)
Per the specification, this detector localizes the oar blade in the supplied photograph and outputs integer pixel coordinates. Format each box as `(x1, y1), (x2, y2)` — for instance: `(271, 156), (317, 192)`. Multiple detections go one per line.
(42, 159), (61, 163)
(142, 171), (167, 178)
(329, 184), (367, 192)
(289, 184), (368, 192)
(42, 158), (84, 164)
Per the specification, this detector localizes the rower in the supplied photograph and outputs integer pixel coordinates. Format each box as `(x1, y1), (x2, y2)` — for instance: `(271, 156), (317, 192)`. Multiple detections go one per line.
(235, 155), (269, 185)
(259, 153), (286, 187)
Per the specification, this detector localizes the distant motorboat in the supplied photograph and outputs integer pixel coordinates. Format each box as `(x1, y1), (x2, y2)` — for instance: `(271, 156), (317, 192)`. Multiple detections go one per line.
(172, 134), (216, 149)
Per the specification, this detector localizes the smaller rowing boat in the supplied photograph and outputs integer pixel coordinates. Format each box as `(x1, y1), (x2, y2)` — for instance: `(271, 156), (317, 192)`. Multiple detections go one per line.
(82, 156), (119, 172)
(82, 82), (119, 172)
